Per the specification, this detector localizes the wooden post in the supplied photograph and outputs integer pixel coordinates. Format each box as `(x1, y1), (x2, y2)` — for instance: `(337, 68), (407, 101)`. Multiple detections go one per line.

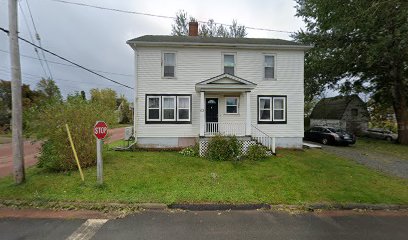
(245, 91), (251, 136)
(199, 91), (205, 136)
(9, 0), (25, 184)
(66, 124), (84, 181)
(96, 139), (103, 185)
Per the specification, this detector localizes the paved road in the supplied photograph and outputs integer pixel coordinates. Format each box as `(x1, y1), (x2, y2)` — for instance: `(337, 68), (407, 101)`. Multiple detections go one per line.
(1, 210), (408, 240)
(0, 128), (125, 178)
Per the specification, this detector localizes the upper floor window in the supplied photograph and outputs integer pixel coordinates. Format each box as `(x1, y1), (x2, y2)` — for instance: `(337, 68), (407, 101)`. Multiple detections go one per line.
(351, 108), (358, 117)
(163, 52), (176, 78)
(223, 54), (235, 75)
(264, 55), (275, 79)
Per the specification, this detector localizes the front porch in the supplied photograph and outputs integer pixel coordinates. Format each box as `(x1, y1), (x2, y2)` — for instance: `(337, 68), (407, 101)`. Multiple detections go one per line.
(196, 73), (255, 137)
(195, 73), (276, 154)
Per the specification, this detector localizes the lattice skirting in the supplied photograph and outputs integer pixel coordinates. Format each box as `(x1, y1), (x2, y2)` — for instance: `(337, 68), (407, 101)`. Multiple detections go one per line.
(199, 139), (257, 157)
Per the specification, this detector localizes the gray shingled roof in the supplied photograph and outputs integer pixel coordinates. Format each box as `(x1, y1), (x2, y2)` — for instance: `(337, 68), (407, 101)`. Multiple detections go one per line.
(310, 95), (362, 120)
(127, 35), (304, 46)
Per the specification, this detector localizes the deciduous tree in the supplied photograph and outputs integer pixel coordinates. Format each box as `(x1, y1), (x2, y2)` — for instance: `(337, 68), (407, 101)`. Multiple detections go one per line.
(294, 0), (408, 144)
(171, 10), (247, 38)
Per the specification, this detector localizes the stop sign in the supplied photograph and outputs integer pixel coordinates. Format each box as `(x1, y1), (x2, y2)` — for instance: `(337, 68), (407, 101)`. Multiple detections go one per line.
(94, 121), (108, 139)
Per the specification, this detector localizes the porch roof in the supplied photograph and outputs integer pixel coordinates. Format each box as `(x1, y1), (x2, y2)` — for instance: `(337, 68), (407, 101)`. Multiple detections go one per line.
(195, 73), (257, 92)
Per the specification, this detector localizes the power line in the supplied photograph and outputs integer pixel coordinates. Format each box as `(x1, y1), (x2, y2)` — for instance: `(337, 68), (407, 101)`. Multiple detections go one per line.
(25, 0), (54, 79)
(18, 1), (48, 78)
(0, 49), (133, 77)
(49, 0), (295, 34)
(0, 67), (124, 88)
(0, 27), (133, 89)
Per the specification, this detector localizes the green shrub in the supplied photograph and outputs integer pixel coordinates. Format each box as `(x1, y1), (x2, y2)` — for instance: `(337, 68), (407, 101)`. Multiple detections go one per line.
(245, 144), (268, 161)
(37, 140), (67, 171)
(179, 143), (199, 157)
(26, 96), (116, 171)
(206, 135), (241, 161)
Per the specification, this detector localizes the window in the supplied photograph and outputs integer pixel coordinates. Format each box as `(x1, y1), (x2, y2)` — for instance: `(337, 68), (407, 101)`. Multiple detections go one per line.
(163, 53), (175, 77)
(225, 97), (239, 114)
(259, 97), (272, 121)
(264, 55), (275, 79)
(273, 97), (285, 121)
(162, 96), (176, 121)
(146, 94), (191, 123)
(223, 54), (235, 75)
(258, 95), (287, 124)
(147, 96), (161, 121)
(351, 108), (358, 117)
(177, 96), (190, 121)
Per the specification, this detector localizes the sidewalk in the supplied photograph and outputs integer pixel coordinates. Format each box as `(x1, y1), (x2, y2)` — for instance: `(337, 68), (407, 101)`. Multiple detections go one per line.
(0, 128), (125, 178)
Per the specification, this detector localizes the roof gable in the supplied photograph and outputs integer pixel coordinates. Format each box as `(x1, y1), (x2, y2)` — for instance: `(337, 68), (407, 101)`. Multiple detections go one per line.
(195, 73), (256, 92)
(197, 73), (256, 86)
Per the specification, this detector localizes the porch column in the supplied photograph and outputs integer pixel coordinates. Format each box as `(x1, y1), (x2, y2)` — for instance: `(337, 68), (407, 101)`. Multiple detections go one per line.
(245, 91), (251, 136)
(200, 91), (205, 136)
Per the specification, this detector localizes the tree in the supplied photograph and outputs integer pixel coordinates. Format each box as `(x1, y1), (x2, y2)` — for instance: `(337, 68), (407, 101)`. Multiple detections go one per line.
(36, 78), (62, 102)
(368, 98), (397, 132)
(0, 80), (43, 131)
(294, 0), (408, 144)
(171, 10), (247, 38)
(116, 96), (131, 124)
(90, 88), (117, 111)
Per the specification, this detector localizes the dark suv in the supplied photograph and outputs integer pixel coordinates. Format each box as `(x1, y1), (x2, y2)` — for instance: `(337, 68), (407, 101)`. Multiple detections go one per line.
(304, 126), (356, 145)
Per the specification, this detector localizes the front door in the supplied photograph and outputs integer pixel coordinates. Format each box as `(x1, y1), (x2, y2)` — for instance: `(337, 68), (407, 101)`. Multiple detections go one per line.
(206, 98), (218, 133)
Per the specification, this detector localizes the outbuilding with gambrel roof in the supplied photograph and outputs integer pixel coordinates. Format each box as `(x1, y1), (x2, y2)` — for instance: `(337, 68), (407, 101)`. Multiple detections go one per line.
(310, 95), (369, 134)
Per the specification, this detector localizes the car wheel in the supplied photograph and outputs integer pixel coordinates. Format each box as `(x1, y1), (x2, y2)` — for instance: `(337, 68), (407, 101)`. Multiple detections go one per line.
(385, 136), (392, 142)
(321, 138), (329, 145)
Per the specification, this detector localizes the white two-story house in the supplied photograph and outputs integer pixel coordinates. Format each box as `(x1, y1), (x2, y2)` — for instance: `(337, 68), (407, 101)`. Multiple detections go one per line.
(127, 22), (310, 153)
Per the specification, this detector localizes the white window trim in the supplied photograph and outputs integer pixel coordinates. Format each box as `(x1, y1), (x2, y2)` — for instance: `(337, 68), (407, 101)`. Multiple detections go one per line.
(222, 52), (237, 75)
(258, 97), (272, 121)
(147, 96), (161, 121)
(263, 54), (277, 80)
(162, 51), (177, 79)
(273, 97), (286, 121)
(162, 96), (176, 121)
(225, 96), (239, 114)
(177, 96), (191, 121)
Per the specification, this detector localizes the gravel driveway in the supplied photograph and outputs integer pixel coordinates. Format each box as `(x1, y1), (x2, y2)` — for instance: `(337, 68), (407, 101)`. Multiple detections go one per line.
(306, 142), (408, 179)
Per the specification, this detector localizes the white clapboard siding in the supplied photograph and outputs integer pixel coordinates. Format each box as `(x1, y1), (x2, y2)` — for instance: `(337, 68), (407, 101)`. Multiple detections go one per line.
(135, 47), (304, 138)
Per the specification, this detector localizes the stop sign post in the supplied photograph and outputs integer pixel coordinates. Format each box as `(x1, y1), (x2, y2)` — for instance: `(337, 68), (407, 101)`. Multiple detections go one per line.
(94, 121), (108, 185)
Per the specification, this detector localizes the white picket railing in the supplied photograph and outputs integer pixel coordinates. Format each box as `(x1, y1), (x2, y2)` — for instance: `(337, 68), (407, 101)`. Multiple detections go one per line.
(251, 124), (276, 154)
(205, 122), (246, 136)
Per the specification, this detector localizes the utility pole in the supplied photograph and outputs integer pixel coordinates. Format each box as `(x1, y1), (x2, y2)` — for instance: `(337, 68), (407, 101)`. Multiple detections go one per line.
(9, 0), (25, 184)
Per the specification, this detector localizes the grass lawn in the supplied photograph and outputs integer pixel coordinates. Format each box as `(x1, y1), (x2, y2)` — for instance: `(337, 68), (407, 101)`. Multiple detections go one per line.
(355, 137), (408, 161)
(0, 148), (407, 205)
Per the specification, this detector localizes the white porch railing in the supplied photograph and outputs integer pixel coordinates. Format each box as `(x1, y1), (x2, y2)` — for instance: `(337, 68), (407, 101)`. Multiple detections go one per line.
(251, 124), (276, 154)
(205, 122), (246, 136)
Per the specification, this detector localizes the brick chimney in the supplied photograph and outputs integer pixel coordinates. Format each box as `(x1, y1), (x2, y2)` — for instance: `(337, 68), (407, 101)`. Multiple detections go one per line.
(188, 21), (198, 37)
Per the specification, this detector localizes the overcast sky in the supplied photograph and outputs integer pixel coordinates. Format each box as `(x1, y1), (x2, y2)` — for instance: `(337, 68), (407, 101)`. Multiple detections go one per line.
(0, 0), (305, 100)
